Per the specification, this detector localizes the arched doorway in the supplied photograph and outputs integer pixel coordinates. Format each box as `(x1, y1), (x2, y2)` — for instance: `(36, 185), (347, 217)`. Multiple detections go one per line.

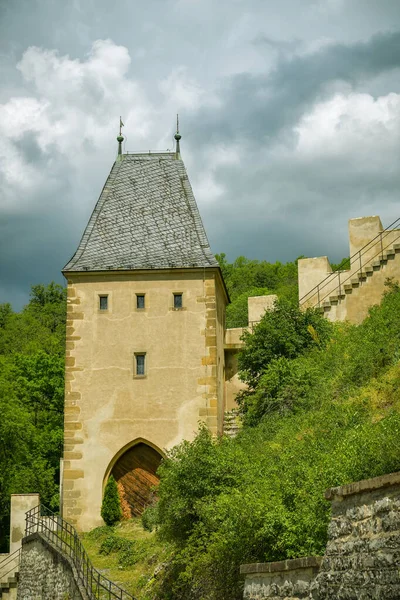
(110, 442), (162, 516)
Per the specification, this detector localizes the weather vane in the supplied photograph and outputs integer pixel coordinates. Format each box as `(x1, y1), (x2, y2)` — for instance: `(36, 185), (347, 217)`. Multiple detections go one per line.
(117, 117), (125, 158)
(175, 113), (181, 159)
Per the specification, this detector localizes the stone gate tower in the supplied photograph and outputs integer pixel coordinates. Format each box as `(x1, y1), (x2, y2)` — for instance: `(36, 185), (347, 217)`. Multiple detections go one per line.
(61, 132), (228, 530)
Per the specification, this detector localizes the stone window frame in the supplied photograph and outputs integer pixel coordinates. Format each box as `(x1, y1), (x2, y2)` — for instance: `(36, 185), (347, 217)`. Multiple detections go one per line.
(97, 292), (112, 313)
(172, 292), (185, 311)
(134, 352), (147, 378)
(135, 293), (146, 311)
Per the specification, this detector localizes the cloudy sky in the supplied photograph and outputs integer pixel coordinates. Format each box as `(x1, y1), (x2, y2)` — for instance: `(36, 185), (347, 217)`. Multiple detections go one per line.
(1, 0), (400, 308)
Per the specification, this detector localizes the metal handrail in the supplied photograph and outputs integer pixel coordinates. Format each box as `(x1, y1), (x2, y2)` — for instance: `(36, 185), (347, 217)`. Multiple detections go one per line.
(0, 547), (21, 581)
(300, 216), (400, 306)
(305, 231), (400, 309)
(25, 504), (136, 600)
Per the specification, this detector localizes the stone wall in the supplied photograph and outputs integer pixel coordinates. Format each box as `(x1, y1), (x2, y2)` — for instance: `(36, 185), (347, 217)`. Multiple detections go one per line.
(312, 471), (400, 599)
(241, 471), (400, 599)
(241, 557), (322, 599)
(17, 533), (87, 600)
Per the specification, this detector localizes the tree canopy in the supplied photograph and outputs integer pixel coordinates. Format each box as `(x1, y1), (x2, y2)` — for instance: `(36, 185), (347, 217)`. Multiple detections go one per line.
(0, 283), (66, 551)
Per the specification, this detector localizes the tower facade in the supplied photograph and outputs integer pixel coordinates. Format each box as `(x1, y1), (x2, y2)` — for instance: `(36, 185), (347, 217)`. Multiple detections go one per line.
(62, 150), (228, 530)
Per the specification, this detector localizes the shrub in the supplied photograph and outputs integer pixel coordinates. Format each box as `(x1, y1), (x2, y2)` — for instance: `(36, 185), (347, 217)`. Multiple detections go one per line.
(101, 475), (122, 526)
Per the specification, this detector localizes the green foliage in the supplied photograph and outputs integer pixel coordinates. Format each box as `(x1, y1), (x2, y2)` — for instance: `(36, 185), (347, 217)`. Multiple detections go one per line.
(226, 287), (271, 328)
(101, 475), (123, 526)
(151, 283), (400, 600)
(216, 254), (299, 327)
(238, 298), (332, 389)
(0, 283), (66, 551)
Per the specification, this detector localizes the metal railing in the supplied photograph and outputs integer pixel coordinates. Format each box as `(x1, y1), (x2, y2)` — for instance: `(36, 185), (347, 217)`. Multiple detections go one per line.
(299, 217), (400, 309)
(25, 505), (136, 600)
(0, 547), (21, 581)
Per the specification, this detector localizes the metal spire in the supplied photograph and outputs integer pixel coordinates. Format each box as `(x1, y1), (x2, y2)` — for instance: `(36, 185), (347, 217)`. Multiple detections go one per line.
(117, 116), (124, 158)
(174, 114), (181, 159)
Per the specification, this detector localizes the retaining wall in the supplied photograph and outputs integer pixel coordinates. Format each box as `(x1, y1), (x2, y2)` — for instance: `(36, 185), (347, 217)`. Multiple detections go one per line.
(17, 533), (87, 600)
(241, 556), (321, 599)
(241, 471), (400, 599)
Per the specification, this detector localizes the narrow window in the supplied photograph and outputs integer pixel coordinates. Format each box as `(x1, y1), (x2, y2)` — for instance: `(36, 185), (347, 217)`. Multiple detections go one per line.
(99, 295), (108, 310)
(173, 293), (183, 309)
(136, 294), (145, 310)
(135, 353), (146, 376)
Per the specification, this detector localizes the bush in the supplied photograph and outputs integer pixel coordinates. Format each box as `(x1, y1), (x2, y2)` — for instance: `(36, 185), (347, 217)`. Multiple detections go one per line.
(101, 475), (122, 526)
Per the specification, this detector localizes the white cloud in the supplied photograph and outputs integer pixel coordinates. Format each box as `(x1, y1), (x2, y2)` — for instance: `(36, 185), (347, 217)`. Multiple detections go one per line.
(295, 91), (400, 168)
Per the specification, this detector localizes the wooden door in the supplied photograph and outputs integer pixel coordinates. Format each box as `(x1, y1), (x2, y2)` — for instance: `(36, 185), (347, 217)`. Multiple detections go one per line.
(111, 443), (162, 516)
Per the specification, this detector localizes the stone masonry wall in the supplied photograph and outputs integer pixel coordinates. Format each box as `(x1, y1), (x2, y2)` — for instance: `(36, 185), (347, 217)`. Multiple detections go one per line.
(241, 557), (322, 599)
(17, 533), (87, 600)
(312, 471), (400, 599)
(241, 471), (400, 600)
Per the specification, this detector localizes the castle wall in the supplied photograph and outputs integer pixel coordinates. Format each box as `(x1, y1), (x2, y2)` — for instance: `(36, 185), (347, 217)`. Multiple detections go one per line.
(299, 216), (400, 323)
(241, 471), (400, 599)
(62, 268), (227, 531)
(241, 557), (321, 599)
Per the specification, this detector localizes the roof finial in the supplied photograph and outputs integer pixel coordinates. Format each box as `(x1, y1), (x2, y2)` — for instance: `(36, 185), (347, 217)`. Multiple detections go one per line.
(174, 113), (181, 159)
(117, 116), (124, 158)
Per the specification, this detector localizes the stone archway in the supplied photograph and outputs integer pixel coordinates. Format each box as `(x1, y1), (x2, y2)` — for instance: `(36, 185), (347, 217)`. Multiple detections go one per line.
(110, 442), (162, 516)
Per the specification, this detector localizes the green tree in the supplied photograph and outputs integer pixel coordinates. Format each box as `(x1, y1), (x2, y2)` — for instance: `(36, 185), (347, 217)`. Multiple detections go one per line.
(238, 298), (332, 390)
(0, 283), (66, 551)
(101, 475), (122, 526)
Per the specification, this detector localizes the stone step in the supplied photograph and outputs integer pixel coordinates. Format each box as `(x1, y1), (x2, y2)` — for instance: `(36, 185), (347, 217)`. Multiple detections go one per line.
(344, 284), (353, 293)
(364, 265), (374, 273)
(372, 260), (381, 269)
(351, 279), (360, 287)
(393, 243), (400, 251)
(358, 271), (367, 280)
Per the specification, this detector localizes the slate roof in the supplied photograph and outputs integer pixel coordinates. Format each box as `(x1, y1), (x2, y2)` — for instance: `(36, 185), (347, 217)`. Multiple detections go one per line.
(63, 153), (219, 272)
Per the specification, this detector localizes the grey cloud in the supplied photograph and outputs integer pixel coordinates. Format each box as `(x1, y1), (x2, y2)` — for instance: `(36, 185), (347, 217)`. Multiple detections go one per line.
(188, 30), (400, 146)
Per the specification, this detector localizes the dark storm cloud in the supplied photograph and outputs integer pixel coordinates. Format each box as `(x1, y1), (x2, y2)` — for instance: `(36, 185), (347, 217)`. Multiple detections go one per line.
(189, 30), (400, 144)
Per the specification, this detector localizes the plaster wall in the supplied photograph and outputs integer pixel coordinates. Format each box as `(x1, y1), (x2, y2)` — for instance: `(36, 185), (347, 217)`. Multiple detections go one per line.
(298, 257), (334, 307)
(299, 216), (400, 323)
(328, 254), (400, 324)
(62, 269), (227, 531)
(9, 494), (39, 555)
(248, 295), (277, 324)
(224, 295), (278, 410)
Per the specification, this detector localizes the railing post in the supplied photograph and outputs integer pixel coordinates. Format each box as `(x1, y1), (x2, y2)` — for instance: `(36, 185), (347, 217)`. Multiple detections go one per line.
(380, 231), (384, 259)
(338, 271), (341, 298)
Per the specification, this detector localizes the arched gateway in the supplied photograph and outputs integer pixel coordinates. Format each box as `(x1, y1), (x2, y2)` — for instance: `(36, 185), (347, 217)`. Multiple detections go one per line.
(107, 442), (163, 516)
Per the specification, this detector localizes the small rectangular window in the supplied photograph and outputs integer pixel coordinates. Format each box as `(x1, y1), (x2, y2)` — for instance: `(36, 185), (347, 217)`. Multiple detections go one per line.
(136, 294), (145, 309)
(135, 353), (146, 376)
(174, 293), (183, 309)
(99, 295), (108, 310)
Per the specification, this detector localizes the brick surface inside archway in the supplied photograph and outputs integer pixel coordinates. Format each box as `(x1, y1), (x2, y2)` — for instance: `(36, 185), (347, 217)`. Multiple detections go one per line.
(111, 443), (162, 516)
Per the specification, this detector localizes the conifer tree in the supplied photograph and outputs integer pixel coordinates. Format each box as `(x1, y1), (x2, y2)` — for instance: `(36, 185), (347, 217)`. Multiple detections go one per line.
(101, 475), (122, 526)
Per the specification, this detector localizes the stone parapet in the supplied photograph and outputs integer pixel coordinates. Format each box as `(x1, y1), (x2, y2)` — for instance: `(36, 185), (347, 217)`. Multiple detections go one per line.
(241, 556), (322, 599)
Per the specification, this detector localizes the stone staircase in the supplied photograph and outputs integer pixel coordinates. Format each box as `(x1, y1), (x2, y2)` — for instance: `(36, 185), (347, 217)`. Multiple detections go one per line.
(318, 242), (400, 317)
(223, 409), (242, 438)
(0, 550), (20, 600)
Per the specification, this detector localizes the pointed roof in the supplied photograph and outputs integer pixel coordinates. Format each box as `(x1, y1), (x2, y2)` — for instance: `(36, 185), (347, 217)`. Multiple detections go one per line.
(63, 153), (219, 272)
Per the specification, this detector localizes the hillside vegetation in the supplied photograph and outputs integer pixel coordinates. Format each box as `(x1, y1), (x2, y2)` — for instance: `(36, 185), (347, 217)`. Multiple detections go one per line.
(142, 281), (400, 600)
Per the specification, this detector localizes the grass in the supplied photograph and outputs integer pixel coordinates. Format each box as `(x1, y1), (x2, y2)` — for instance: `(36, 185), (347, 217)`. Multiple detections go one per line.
(80, 518), (172, 599)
